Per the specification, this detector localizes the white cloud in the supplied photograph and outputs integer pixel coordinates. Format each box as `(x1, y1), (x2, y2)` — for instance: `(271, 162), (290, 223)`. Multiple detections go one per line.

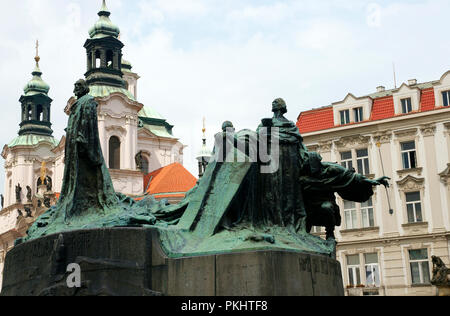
(151, 0), (207, 16)
(1, 0), (450, 192)
(228, 3), (291, 23)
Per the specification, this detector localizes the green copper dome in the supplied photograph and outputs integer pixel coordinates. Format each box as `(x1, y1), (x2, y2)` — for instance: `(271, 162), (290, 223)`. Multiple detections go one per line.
(24, 60), (50, 96)
(89, 0), (120, 39)
(121, 59), (132, 72)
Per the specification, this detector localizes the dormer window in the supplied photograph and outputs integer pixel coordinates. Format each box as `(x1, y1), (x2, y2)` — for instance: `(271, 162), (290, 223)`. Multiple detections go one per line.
(443, 91), (450, 107)
(340, 110), (350, 125)
(354, 107), (363, 123)
(401, 98), (413, 113)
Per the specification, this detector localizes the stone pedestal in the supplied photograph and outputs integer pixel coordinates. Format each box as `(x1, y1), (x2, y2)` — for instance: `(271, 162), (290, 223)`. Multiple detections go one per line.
(0, 228), (344, 296)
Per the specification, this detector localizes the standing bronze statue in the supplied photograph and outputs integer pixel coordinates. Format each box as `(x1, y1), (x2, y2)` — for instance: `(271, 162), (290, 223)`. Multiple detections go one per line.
(57, 79), (119, 219)
(431, 256), (450, 296)
(22, 80), (164, 242)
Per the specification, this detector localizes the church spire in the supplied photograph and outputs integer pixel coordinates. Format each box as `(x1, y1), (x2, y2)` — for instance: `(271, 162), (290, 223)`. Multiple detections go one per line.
(99, 0), (110, 16)
(84, 0), (125, 88)
(19, 41), (53, 136)
(89, 0), (120, 39)
(196, 117), (212, 178)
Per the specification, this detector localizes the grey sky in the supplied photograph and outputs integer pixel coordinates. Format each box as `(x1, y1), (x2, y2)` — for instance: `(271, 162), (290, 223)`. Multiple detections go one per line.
(1, 0), (449, 193)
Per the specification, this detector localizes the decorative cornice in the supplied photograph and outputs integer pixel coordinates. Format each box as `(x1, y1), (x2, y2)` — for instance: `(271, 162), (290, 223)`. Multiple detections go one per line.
(396, 175), (425, 191)
(306, 144), (320, 152)
(444, 122), (450, 133)
(394, 128), (418, 139)
(334, 135), (371, 149)
(439, 163), (450, 186)
(420, 124), (436, 137)
(372, 131), (392, 144)
(105, 125), (126, 135)
(397, 167), (423, 177)
(318, 141), (332, 153)
(96, 92), (143, 112)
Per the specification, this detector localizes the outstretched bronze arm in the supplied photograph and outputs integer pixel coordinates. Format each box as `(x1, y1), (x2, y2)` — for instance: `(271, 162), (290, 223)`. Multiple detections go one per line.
(364, 176), (391, 188)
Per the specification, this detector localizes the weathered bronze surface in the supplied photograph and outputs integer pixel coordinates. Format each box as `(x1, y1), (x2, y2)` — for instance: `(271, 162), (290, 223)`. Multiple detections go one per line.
(431, 256), (450, 296)
(21, 95), (388, 259)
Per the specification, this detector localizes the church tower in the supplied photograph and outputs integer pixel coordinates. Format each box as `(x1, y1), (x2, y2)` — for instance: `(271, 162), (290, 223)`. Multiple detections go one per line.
(18, 41), (53, 137)
(84, 0), (125, 88)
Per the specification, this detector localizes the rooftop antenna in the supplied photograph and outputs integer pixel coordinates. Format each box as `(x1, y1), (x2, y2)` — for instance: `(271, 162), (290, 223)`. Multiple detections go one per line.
(393, 62), (397, 89)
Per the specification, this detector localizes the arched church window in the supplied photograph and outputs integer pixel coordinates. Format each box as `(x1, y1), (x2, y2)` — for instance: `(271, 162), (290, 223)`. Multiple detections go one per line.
(106, 50), (114, 68)
(109, 136), (121, 170)
(27, 104), (32, 121)
(95, 50), (101, 68)
(37, 105), (43, 121)
(141, 157), (149, 175)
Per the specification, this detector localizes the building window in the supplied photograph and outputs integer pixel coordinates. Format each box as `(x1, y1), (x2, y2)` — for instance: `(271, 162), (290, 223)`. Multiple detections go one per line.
(109, 136), (121, 170)
(443, 91), (450, 107)
(401, 141), (417, 169)
(354, 107), (363, 123)
(340, 110), (350, 125)
(141, 157), (149, 175)
(364, 253), (380, 287)
(356, 149), (370, 175)
(347, 255), (361, 286)
(341, 151), (353, 170)
(401, 98), (413, 113)
(344, 201), (358, 230)
(409, 249), (430, 285)
(406, 192), (423, 223)
(361, 198), (375, 228)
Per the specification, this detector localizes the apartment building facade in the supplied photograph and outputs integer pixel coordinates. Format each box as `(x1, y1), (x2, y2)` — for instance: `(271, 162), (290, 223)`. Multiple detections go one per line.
(297, 71), (450, 296)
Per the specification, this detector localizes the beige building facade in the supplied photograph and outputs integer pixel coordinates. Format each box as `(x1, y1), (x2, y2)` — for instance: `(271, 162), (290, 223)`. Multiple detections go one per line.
(298, 71), (450, 296)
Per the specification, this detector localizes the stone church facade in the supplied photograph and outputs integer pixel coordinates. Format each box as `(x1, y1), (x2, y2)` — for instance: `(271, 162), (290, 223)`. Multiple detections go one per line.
(0, 1), (191, 290)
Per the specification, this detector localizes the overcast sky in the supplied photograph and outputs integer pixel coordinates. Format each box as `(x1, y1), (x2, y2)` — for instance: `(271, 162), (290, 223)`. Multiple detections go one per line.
(1, 0), (450, 193)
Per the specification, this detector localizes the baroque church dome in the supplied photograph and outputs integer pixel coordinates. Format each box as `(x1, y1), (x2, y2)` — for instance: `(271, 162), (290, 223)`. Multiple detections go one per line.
(23, 59), (50, 96)
(88, 0), (120, 39)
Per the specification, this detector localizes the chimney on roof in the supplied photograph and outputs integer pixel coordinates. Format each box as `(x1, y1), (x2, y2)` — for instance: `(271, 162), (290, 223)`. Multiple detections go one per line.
(408, 79), (417, 86)
(377, 86), (385, 92)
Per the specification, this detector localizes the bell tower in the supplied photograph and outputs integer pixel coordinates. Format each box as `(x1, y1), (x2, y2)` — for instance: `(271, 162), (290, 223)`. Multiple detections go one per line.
(18, 40), (53, 137)
(84, 0), (126, 88)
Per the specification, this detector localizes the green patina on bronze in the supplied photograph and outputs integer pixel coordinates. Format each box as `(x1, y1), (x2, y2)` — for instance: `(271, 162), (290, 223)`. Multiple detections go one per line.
(22, 92), (389, 259)
(21, 80), (166, 242)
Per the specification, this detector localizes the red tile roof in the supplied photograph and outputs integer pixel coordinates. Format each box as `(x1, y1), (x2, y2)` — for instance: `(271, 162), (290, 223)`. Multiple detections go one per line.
(297, 106), (334, 134)
(143, 163), (197, 198)
(420, 88), (435, 112)
(297, 85), (445, 134)
(370, 96), (395, 121)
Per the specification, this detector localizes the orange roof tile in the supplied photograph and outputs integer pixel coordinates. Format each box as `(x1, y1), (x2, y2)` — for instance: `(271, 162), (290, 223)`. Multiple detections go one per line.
(297, 107), (335, 134)
(371, 95), (395, 121)
(297, 86), (443, 134)
(420, 88), (435, 112)
(143, 163), (197, 196)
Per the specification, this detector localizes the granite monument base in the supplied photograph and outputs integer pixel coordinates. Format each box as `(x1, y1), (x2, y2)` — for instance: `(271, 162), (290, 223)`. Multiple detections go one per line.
(1, 228), (344, 296)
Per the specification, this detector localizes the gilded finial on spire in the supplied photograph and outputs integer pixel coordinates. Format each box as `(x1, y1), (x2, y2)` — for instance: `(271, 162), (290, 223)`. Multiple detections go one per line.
(99, 0), (111, 17)
(202, 117), (206, 139)
(35, 40), (40, 64)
